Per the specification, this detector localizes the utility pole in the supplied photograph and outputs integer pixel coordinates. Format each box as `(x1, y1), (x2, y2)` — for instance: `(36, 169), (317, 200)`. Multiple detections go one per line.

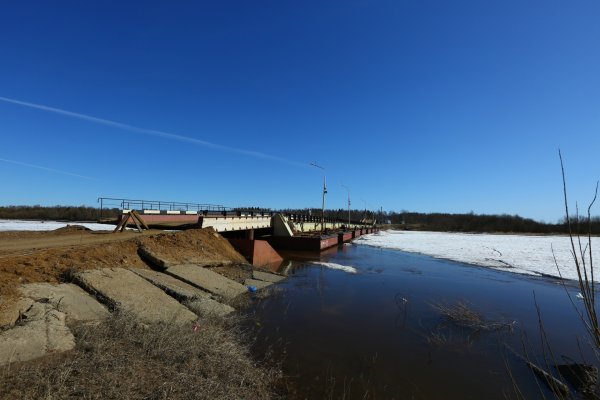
(310, 162), (326, 233)
(341, 184), (350, 229)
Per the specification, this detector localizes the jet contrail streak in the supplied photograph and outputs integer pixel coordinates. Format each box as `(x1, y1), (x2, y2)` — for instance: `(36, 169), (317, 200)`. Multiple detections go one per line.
(0, 157), (95, 180)
(0, 96), (305, 167)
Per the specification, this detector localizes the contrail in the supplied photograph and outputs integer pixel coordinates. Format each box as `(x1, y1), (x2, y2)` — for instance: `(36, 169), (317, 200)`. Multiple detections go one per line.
(0, 157), (94, 180)
(0, 96), (305, 167)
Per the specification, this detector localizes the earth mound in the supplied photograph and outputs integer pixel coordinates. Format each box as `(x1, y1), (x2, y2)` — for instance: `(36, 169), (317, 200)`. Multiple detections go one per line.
(52, 224), (91, 233)
(0, 228), (248, 316)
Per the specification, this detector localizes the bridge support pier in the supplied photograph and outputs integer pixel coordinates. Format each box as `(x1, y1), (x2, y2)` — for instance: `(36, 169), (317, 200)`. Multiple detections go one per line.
(227, 238), (283, 270)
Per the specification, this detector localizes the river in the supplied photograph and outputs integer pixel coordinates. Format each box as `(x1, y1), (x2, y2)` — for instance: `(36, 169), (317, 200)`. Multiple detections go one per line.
(247, 231), (597, 399)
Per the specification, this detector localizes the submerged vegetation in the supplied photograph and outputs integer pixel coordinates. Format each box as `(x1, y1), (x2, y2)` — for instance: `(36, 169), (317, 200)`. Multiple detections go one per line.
(431, 301), (516, 333)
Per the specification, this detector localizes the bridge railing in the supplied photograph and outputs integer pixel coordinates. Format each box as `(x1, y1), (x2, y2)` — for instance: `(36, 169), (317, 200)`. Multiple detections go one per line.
(97, 197), (229, 216)
(97, 197), (275, 219)
(97, 197), (372, 225)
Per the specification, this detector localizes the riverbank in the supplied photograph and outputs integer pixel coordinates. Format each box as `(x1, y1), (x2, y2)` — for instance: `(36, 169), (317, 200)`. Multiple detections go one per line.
(0, 226), (285, 399)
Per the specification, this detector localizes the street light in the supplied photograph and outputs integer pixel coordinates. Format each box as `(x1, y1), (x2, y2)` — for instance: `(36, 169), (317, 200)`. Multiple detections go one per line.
(341, 184), (351, 229)
(310, 162), (326, 233)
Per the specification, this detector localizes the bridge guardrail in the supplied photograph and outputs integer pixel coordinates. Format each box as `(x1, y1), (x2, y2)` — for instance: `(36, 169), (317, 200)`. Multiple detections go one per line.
(98, 197), (373, 226)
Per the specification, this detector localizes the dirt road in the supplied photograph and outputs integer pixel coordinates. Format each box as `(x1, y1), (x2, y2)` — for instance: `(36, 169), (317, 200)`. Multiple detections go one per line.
(0, 228), (162, 258)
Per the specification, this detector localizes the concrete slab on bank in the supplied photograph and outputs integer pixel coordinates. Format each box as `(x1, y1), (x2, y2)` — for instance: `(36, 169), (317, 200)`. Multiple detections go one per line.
(20, 282), (109, 323)
(166, 264), (247, 299)
(131, 268), (235, 316)
(75, 268), (197, 324)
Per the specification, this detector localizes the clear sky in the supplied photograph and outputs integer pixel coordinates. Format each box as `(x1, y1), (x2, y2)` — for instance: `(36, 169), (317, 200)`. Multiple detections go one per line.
(1, 1), (599, 222)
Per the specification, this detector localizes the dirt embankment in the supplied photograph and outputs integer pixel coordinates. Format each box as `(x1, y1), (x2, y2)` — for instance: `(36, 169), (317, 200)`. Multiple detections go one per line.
(0, 227), (248, 306)
(0, 227), (283, 400)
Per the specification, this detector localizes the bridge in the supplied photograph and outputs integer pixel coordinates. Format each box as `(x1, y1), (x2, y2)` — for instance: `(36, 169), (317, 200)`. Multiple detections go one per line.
(98, 197), (374, 234)
(98, 197), (379, 266)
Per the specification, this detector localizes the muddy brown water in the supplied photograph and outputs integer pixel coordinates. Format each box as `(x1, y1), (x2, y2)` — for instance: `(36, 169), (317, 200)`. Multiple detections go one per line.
(246, 241), (598, 399)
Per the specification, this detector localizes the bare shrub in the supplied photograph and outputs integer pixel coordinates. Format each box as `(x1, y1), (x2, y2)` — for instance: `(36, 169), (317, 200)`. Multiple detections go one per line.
(557, 150), (600, 350)
(505, 152), (600, 399)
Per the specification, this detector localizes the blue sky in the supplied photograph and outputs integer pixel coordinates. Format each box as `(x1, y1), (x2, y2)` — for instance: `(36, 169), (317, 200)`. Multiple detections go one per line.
(1, 1), (599, 222)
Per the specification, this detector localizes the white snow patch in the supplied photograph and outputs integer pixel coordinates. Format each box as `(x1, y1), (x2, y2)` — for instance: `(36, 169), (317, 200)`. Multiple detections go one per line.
(0, 219), (117, 231)
(357, 230), (600, 282)
(311, 262), (358, 274)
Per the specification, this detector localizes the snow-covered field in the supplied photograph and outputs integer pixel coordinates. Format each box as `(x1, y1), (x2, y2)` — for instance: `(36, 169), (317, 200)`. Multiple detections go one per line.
(0, 219), (116, 231)
(357, 230), (600, 282)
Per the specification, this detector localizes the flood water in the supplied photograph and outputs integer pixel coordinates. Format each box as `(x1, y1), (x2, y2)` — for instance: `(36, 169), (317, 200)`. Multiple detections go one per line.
(246, 237), (598, 399)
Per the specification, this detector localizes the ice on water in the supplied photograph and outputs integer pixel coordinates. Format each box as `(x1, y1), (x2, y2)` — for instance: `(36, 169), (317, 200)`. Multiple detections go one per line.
(311, 261), (359, 274)
(357, 230), (600, 282)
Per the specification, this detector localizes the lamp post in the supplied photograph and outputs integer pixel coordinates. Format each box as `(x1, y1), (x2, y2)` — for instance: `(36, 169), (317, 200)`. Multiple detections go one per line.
(310, 162), (326, 233)
(341, 184), (350, 229)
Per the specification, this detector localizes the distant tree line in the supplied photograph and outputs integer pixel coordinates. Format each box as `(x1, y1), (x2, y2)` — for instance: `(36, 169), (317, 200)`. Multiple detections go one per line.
(0, 206), (120, 222)
(2, 205), (599, 234)
(282, 208), (600, 234)
(386, 211), (600, 235)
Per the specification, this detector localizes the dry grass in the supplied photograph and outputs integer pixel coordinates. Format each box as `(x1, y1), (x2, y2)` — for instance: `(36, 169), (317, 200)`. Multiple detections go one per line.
(0, 312), (282, 400)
